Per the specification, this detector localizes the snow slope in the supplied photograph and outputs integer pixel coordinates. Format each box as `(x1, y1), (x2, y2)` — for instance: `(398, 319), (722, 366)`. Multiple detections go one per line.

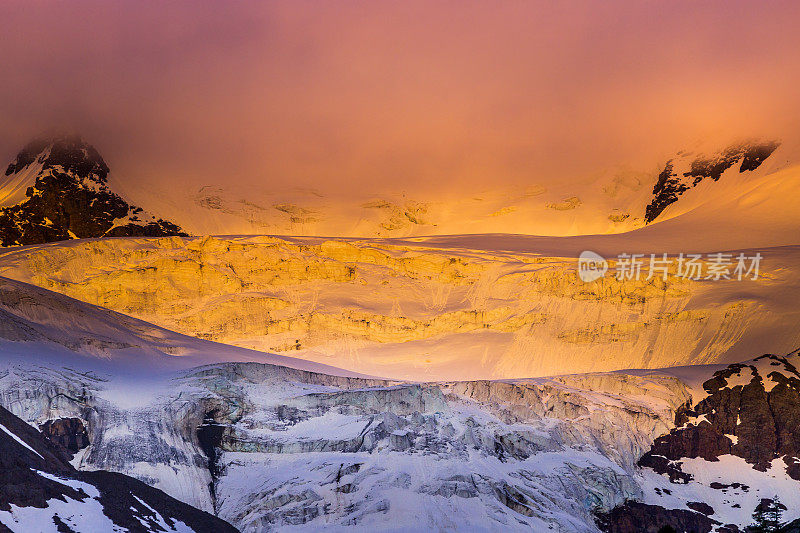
(107, 138), (800, 245)
(0, 154), (45, 207)
(0, 354), (686, 531)
(2, 348), (799, 532)
(0, 276), (797, 532)
(0, 275), (373, 378)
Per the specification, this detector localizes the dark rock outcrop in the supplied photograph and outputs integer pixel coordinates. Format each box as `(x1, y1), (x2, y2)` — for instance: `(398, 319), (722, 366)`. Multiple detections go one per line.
(197, 410), (227, 511)
(0, 402), (78, 514)
(638, 354), (800, 482)
(781, 518), (800, 533)
(644, 161), (688, 224)
(39, 418), (90, 455)
(602, 354), (800, 532)
(644, 141), (780, 223)
(0, 405), (237, 532)
(595, 501), (719, 533)
(0, 134), (187, 247)
(687, 501), (715, 516)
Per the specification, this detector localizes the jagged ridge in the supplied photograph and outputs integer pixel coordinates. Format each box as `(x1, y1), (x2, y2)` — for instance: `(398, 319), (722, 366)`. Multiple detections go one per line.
(0, 134), (186, 246)
(644, 140), (780, 223)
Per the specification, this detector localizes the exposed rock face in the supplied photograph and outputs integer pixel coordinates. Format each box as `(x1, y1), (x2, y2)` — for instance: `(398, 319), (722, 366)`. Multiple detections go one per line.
(39, 417), (90, 454)
(0, 404), (237, 532)
(782, 517), (800, 533)
(6, 137), (109, 179)
(639, 354), (800, 481)
(0, 403), (76, 508)
(594, 353), (800, 531)
(644, 141), (780, 223)
(595, 501), (719, 533)
(0, 135), (186, 246)
(645, 161), (686, 224)
(197, 411), (226, 510)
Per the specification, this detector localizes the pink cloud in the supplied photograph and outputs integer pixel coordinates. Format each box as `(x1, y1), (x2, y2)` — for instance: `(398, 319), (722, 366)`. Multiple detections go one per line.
(0, 1), (798, 193)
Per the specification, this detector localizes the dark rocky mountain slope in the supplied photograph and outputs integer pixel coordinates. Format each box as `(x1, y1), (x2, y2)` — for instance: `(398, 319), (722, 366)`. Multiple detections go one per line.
(644, 140), (780, 223)
(0, 404), (238, 532)
(597, 352), (800, 533)
(0, 135), (186, 247)
(638, 354), (800, 483)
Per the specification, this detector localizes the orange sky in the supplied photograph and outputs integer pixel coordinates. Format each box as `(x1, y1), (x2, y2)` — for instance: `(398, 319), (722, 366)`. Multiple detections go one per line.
(1, 1), (798, 194)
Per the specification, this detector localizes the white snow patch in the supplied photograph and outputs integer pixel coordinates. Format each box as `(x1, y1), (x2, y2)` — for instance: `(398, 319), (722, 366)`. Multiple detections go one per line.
(0, 471), (123, 533)
(722, 367), (755, 389)
(33, 470), (100, 498)
(677, 413), (708, 430)
(0, 421), (43, 459)
(640, 455), (800, 528)
(0, 157), (45, 207)
(131, 494), (195, 533)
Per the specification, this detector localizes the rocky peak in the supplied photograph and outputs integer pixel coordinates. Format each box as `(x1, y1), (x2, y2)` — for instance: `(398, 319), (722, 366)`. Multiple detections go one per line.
(0, 134), (187, 247)
(597, 352), (800, 532)
(5, 134), (110, 184)
(644, 140), (781, 223)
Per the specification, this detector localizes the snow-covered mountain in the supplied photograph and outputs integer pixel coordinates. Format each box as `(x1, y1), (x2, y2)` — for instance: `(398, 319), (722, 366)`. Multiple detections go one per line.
(5, 351), (800, 532)
(87, 136), (799, 245)
(0, 135), (186, 246)
(0, 403), (237, 532)
(2, 135), (797, 246)
(644, 140), (781, 223)
(0, 278), (798, 532)
(1, 133), (799, 532)
(0, 274), (372, 377)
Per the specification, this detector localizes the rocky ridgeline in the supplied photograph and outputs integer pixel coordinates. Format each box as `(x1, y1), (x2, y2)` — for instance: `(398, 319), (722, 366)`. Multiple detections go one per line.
(598, 353), (800, 532)
(645, 141), (780, 223)
(0, 135), (186, 246)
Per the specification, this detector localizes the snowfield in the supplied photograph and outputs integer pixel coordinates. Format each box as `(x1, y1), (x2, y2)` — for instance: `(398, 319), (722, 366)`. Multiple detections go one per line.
(1, 136), (800, 531)
(0, 282), (798, 531)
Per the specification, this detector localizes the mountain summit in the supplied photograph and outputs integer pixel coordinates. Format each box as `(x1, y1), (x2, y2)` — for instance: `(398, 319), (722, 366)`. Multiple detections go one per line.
(644, 140), (781, 224)
(0, 134), (186, 246)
